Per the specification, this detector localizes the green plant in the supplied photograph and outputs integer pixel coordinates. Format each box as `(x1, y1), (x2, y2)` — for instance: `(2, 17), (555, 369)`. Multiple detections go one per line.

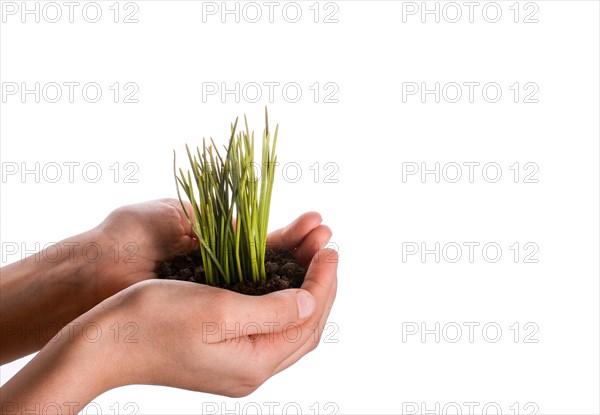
(174, 109), (278, 287)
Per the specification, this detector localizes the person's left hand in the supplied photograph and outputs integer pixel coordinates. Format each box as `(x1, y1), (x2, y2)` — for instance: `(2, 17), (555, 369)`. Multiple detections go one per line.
(87, 198), (197, 301)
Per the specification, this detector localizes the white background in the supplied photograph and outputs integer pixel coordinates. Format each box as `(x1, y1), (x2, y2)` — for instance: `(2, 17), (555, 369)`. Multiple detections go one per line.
(1, 1), (599, 414)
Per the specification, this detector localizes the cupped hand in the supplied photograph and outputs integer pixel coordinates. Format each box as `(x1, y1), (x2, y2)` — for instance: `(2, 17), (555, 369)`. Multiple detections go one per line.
(97, 218), (337, 397)
(0, 209), (336, 407)
(88, 198), (197, 300)
(88, 198), (331, 308)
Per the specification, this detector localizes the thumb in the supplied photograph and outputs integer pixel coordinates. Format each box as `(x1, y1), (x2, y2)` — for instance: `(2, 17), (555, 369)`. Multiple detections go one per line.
(202, 289), (316, 343)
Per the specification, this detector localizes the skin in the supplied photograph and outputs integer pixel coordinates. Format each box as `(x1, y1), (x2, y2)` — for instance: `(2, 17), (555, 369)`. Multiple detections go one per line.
(0, 199), (338, 413)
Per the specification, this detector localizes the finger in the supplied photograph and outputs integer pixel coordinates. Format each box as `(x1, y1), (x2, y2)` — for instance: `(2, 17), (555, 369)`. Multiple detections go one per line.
(293, 248), (337, 317)
(273, 277), (337, 374)
(160, 198), (196, 237)
(274, 252), (338, 373)
(158, 198), (198, 253)
(267, 212), (323, 251)
(179, 233), (198, 253)
(259, 249), (338, 365)
(294, 225), (332, 267)
(201, 288), (317, 344)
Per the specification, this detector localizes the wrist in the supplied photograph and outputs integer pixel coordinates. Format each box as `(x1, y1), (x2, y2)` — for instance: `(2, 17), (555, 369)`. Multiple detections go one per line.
(56, 227), (134, 306)
(0, 232), (100, 363)
(47, 229), (107, 310)
(66, 306), (133, 394)
(0, 315), (131, 412)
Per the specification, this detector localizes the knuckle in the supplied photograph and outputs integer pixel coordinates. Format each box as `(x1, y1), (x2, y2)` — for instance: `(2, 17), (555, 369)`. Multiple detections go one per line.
(257, 292), (292, 324)
(125, 279), (156, 302)
(242, 365), (271, 388)
(228, 385), (258, 398)
(254, 368), (271, 386)
(269, 293), (292, 320)
(307, 333), (320, 352)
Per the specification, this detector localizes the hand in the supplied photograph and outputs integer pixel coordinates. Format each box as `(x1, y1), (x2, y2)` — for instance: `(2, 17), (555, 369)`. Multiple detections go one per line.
(0, 198), (197, 364)
(0, 216), (338, 407)
(0, 197), (330, 364)
(104, 210), (335, 396)
(90, 198), (331, 303)
(110, 248), (337, 397)
(89, 198), (198, 301)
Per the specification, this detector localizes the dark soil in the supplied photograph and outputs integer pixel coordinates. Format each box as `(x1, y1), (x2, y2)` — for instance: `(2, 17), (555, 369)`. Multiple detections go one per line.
(157, 249), (307, 295)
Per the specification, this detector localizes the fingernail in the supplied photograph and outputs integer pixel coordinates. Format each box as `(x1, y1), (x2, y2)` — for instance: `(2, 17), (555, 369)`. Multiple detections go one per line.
(296, 290), (316, 319)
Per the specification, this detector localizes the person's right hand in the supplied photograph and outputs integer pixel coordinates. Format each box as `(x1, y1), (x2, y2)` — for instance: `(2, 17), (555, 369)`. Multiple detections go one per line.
(106, 213), (338, 396)
(109, 252), (337, 397)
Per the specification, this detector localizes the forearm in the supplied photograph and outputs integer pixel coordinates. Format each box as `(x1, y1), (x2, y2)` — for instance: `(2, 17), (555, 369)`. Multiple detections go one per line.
(0, 311), (124, 413)
(0, 232), (100, 364)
